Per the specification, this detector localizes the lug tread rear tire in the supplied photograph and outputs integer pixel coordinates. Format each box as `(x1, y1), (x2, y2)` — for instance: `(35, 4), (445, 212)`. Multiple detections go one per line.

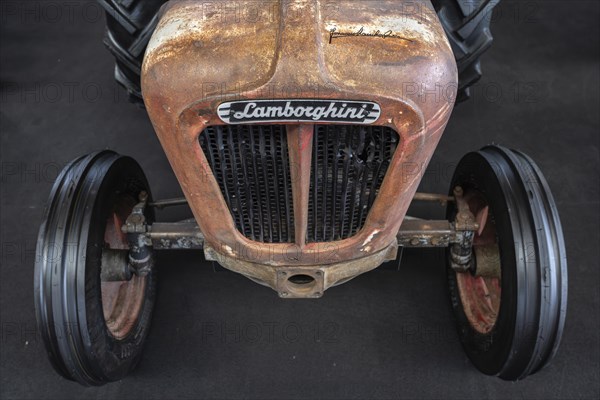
(432, 0), (501, 102)
(98, 0), (166, 106)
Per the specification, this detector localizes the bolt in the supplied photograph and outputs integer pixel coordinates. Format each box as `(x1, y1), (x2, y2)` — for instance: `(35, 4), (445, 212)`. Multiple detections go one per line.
(281, 292), (289, 297)
(139, 191), (148, 202)
(279, 271), (287, 276)
(431, 238), (440, 246)
(410, 238), (420, 246)
(454, 186), (463, 197)
(315, 271), (322, 276)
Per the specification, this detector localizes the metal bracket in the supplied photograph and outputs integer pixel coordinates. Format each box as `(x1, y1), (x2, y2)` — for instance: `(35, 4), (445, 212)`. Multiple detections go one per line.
(122, 215), (205, 250)
(397, 219), (455, 247)
(124, 191), (149, 234)
(396, 187), (479, 274)
(147, 220), (205, 249)
(449, 186), (478, 273)
(123, 191), (154, 277)
(276, 269), (325, 299)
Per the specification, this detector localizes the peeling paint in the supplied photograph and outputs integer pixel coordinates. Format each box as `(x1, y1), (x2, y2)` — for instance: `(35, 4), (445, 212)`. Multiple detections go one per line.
(362, 230), (381, 247)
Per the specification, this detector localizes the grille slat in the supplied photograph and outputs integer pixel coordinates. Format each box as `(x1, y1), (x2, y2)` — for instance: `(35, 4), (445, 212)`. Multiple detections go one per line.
(339, 128), (352, 238)
(226, 126), (244, 237)
(320, 126), (328, 241)
(270, 129), (282, 242)
(310, 130), (319, 243)
(280, 127), (294, 241)
(330, 127), (339, 242)
(248, 127), (264, 241)
(236, 127), (253, 239)
(199, 124), (398, 244)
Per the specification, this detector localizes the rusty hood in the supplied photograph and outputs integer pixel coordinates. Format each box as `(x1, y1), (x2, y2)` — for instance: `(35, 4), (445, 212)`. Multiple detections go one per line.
(142, 0), (457, 124)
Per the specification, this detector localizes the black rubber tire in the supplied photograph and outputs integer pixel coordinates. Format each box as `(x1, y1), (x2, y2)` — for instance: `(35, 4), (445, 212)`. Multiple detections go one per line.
(447, 145), (567, 380)
(34, 151), (157, 386)
(98, 0), (168, 106)
(431, 0), (501, 102)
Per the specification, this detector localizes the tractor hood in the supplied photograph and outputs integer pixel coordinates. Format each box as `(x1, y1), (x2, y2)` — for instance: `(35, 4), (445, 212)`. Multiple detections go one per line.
(142, 0), (457, 125)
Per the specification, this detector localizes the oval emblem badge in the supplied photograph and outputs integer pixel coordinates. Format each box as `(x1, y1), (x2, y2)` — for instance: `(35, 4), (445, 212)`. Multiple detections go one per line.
(217, 99), (381, 125)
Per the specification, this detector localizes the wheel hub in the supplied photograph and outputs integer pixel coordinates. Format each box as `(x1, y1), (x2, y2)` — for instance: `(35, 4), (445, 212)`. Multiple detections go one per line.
(101, 195), (147, 340)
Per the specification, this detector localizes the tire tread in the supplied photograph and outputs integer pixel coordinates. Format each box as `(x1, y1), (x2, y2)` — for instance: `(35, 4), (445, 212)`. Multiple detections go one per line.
(432, 0), (501, 101)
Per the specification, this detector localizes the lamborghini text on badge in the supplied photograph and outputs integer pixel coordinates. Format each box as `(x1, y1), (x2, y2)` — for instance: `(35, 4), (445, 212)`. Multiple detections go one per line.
(217, 100), (381, 124)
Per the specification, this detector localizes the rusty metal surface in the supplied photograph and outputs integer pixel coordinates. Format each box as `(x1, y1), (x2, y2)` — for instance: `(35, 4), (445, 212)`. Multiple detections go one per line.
(449, 186), (478, 272)
(100, 249), (133, 281)
(455, 188), (501, 334)
(204, 241), (398, 298)
(287, 124), (314, 247)
(412, 192), (455, 204)
(148, 221), (205, 249)
(141, 1), (457, 273)
(101, 198), (147, 340)
(473, 244), (501, 278)
(397, 219), (455, 247)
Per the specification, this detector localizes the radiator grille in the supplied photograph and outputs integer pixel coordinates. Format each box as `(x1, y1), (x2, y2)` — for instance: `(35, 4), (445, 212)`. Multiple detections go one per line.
(199, 125), (398, 244)
(307, 125), (398, 242)
(199, 125), (295, 243)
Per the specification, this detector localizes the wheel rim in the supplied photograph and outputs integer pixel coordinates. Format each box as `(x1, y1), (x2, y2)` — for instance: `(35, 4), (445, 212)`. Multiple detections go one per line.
(456, 190), (502, 335)
(101, 195), (147, 340)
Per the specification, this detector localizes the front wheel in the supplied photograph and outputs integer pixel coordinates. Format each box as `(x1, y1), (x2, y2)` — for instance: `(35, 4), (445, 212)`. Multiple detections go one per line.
(447, 145), (567, 380)
(34, 151), (157, 385)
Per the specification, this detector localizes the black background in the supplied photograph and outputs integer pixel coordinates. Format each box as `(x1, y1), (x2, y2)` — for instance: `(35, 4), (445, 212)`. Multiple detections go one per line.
(1, 1), (599, 399)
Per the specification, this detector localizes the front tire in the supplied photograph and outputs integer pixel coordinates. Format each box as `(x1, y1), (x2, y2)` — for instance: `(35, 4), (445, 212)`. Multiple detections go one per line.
(34, 151), (157, 385)
(447, 145), (567, 380)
